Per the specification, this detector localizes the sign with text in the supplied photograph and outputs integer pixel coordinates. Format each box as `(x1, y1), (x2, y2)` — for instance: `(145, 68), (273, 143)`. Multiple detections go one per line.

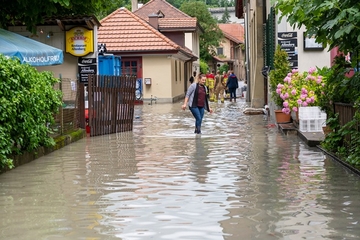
(66, 27), (94, 57)
(78, 57), (97, 65)
(278, 32), (298, 68)
(78, 65), (97, 83)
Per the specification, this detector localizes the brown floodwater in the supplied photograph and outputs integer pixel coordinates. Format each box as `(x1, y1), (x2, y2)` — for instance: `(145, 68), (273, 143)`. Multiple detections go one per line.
(1, 100), (360, 240)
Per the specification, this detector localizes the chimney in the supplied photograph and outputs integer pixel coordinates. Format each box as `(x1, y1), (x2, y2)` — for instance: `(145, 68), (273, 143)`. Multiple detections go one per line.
(131, 0), (138, 12)
(148, 13), (159, 29)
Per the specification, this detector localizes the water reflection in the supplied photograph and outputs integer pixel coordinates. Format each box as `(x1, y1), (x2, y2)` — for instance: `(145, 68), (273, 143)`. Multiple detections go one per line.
(0, 101), (360, 239)
(189, 137), (211, 184)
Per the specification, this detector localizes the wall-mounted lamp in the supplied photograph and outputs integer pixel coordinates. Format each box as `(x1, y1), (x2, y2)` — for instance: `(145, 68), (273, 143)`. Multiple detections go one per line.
(40, 29), (44, 34)
(46, 31), (53, 38)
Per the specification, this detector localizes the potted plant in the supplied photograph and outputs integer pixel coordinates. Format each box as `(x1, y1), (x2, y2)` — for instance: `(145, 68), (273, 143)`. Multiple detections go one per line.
(269, 45), (291, 108)
(269, 45), (291, 123)
(275, 66), (327, 116)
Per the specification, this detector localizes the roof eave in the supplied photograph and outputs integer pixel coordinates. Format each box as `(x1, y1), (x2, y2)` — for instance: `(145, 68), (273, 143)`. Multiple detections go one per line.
(159, 27), (197, 32)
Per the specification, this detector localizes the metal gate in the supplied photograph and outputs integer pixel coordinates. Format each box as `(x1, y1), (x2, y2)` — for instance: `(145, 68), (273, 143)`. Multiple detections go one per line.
(78, 74), (136, 136)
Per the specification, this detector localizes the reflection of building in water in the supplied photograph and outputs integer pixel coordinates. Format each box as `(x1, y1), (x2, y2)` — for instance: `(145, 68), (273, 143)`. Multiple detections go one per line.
(86, 131), (138, 235)
(274, 144), (331, 238)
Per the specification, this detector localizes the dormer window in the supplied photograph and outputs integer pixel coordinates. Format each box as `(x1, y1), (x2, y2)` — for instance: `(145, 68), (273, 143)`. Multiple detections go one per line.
(157, 10), (165, 18)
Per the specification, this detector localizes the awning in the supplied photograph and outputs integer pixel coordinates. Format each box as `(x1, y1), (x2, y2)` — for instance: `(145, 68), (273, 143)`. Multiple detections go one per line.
(0, 28), (63, 66)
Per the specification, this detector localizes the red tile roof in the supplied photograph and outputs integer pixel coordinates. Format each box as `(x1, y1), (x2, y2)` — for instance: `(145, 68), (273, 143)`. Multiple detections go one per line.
(158, 18), (197, 31)
(134, 0), (191, 22)
(218, 23), (245, 43)
(99, 8), (181, 53)
(98, 8), (196, 59)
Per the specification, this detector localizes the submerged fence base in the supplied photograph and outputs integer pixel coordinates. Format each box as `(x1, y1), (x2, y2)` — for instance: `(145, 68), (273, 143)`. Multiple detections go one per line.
(79, 75), (137, 137)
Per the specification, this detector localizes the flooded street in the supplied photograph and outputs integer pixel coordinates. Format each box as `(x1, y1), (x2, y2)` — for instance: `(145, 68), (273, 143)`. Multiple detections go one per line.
(1, 100), (360, 240)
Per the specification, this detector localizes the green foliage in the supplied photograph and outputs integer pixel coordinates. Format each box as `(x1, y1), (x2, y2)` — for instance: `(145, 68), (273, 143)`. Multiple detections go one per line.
(269, 45), (291, 108)
(180, 1), (223, 62)
(218, 6), (230, 23)
(167, 0), (185, 8)
(318, 55), (360, 118)
(1, 0), (105, 33)
(97, 0), (127, 20)
(321, 113), (342, 155)
(316, 66), (333, 116)
(1, 0), (235, 34)
(275, 0), (360, 56)
(0, 54), (62, 169)
(319, 54), (360, 168)
(200, 59), (209, 74)
(322, 112), (360, 166)
(218, 64), (229, 74)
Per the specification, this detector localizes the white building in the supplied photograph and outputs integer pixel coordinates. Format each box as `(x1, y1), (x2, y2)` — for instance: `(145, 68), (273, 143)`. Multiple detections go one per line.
(209, 7), (244, 25)
(277, 18), (331, 72)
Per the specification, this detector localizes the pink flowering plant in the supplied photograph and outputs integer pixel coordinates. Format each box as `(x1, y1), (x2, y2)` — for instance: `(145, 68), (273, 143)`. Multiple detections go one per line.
(276, 67), (326, 114)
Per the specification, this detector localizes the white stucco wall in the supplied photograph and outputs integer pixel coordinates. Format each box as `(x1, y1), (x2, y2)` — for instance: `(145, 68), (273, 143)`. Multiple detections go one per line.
(142, 55), (186, 103)
(185, 31), (200, 72)
(277, 19), (331, 72)
(142, 55), (172, 101)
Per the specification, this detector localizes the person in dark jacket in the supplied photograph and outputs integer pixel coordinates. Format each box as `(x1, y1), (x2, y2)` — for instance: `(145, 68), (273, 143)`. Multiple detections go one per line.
(226, 70), (239, 102)
(182, 74), (213, 134)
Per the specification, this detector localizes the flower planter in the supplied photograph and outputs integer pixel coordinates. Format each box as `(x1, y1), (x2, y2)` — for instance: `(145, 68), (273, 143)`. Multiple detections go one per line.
(274, 110), (291, 123)
(322, 126), (332, 136)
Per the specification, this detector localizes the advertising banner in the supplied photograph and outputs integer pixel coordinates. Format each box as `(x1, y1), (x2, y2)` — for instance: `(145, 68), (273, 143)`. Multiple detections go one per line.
(66, 27), (94, 57)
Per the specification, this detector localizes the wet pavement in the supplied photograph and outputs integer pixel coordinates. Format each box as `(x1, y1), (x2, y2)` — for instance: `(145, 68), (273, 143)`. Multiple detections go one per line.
(1, 99), (360, 240)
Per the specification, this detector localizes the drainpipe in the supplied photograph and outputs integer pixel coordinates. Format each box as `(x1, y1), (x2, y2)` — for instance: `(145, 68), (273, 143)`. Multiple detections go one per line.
(244, 0), (251, 102)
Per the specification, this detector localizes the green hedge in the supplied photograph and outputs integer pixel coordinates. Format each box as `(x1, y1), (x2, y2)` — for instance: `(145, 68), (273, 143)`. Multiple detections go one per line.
(0, 54), (62, 169)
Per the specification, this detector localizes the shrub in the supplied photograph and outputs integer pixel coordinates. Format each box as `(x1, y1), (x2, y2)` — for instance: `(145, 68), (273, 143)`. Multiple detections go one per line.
(275, 67), (327, 114)
(218, 63), (229, 74)
(0, 54), (62, 169)
(269, 45), (291, 108)
(200, 59), (209, 74)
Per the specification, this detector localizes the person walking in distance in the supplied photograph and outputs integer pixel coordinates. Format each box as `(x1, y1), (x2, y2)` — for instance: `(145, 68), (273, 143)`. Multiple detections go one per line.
(182, 74), (213, 134)
(226, 70), (239, 102)
(214, 70), (226, 103)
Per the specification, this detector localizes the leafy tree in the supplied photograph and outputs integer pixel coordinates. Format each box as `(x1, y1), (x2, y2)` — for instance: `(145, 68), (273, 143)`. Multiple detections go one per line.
(275, 0), (360, 64)
(0, 55), (62, 169)
(219, 6), (230, 23)
(167, 0), (184, 8)
(200, 59), (209, 74)
(206, 0), (234, 7)
(180, 1), (223, 62)
(97, 0), (128, 20)
(218, 64), (229, 74)
(0, 0), (108, 33)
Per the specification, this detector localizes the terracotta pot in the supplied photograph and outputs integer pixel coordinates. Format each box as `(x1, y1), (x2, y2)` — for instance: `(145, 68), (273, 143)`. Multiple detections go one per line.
(322, 126), (332, 136)
(274, 110), (291, 123)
